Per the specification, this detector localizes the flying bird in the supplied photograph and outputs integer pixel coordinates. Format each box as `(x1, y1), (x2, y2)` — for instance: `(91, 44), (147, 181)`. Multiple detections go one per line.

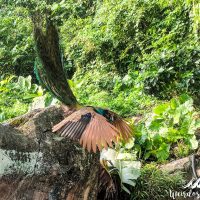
(33, 17), (132, 153)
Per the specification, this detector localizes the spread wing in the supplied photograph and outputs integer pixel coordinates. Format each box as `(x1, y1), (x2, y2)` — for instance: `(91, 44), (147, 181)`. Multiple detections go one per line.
(105, 109), (132, 141)
(112, 117), (132, 141)
(52, 107), (92, 140)
(52, 107), (121, 152)
(79, 112), (119, 153)
(52, 107), (132, 152)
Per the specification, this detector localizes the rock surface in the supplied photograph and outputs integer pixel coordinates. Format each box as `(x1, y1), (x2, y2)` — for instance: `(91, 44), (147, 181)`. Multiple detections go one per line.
(0, 106), (100, 200)
(160, 157), (190, 172)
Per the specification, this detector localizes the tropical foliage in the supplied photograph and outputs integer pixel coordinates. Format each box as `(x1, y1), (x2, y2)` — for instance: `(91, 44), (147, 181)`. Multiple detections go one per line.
(0, 3), (34, 76)
(135, 94), (200, 162)
(0, 75), (43, 122)
(60, 0), (200, 102)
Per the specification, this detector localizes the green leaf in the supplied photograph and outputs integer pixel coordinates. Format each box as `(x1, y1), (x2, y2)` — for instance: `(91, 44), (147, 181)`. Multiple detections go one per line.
(144, 151), (152, 160)
(170, 98), (179, 109)
(23, 94), (38, 99)
(0, 112), (6, 122)
(179, 94), (192, 104)
(37, 86), (43, 96)
(158, 127), (168, 137)
(153, 103), (169, 115)
(155, 143), (170, 161)
(189, 136), (198, 150)
(24, 75), (32, 90)
(18, 76), (25, 89)
(173, 110), (181, 124)
(51, 3), (60, 11)
(148, 119), (163, 131)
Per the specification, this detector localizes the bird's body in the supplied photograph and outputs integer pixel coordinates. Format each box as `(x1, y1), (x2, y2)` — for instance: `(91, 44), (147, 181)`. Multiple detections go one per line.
(33, 16), (132, 152)
(52, 106), (131, 152)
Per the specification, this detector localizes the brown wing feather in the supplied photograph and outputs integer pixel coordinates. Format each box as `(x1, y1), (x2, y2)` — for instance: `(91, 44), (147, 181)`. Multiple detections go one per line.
(98, 120), (109, 151)
(52, 107), (94, 140)
(62, 122), (77, 137)
(53, 106), (132, 152)
(72, 121), (86, 139)
(60, 122), (73, 137)
(75, 121), (89, 139)
(114, 121), (129, 139)
(91, 119), (98, 153)
(67, 121), (82, 139)
(80, 112), (119, 152)
(97, 121), (118, 150)
(119, 120), (132, 138)
(52, 107), (93, 132)
(85, 120), (95, 152)
(81, 118), (94, 151)
(101, 124), (115, 147)
(108, 110), (132, 140)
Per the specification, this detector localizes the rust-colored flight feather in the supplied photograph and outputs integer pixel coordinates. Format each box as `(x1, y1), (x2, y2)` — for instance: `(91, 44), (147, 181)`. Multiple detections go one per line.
(52, 106), (132, 152)
(112, 117), (132, 141)
(52, 107), (92, 132)
(80, 112), (119, 152)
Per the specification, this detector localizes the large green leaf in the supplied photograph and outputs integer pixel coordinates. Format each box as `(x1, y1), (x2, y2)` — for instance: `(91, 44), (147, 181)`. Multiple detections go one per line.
(153, 103), (169, 115)
(155, 143), (170, 161)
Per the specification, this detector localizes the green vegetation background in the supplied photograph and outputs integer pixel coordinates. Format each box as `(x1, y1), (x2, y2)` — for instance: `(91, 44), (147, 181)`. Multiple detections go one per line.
(1, 0), (199, 116)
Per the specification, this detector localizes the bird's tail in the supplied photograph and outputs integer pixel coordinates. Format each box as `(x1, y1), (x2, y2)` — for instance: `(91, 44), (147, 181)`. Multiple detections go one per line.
(32, 14), (78, 107)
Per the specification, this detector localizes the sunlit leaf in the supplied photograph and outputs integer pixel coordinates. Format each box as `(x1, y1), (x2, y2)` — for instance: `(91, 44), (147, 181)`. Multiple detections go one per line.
(189, 136), (198, 150)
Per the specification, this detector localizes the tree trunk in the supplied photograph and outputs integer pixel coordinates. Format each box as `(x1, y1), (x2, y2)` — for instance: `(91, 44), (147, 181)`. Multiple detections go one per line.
(0, 106), (100, 200)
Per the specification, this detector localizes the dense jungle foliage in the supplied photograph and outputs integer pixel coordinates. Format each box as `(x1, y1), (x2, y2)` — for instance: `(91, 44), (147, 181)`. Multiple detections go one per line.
(0, 0), (200, 199)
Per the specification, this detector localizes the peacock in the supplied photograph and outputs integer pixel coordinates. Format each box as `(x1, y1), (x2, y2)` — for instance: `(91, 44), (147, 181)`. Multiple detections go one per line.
(33, 17), (132, 153)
